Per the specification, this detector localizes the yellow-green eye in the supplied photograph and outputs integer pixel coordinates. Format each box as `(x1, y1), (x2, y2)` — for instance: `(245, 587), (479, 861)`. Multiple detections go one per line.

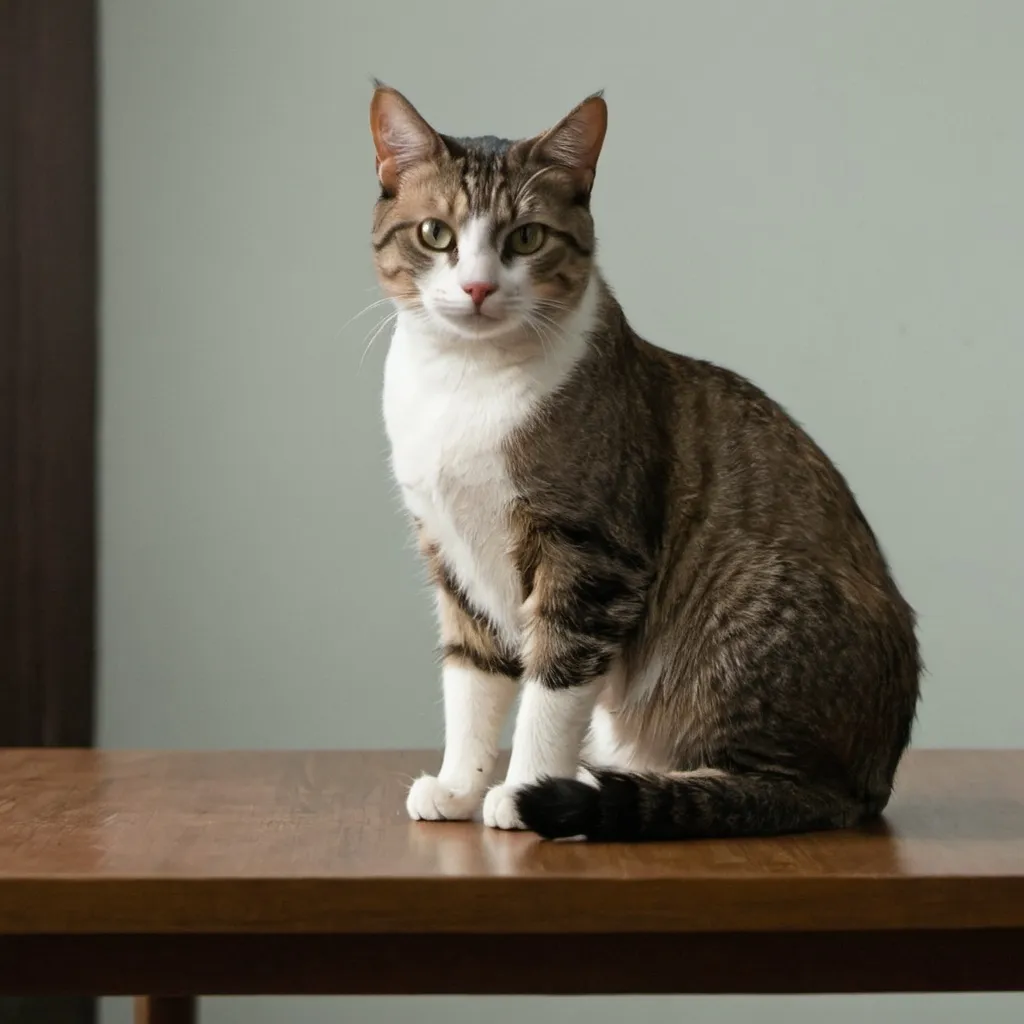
(508, 223), (546, 256)
(418, 219), (455, 251)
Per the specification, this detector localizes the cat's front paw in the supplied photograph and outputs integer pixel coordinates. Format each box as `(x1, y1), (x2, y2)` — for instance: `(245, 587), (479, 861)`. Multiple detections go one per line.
(406, 775), (482, 822)
(482, 783), (526, 830)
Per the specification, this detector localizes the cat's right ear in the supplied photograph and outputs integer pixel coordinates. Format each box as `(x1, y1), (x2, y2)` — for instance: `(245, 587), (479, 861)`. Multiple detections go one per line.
(525, 93), (608, 194)
(370, 84), (444, 195)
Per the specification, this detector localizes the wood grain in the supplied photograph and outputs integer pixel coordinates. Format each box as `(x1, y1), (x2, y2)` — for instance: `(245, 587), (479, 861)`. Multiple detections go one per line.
(1, 750), (1022, 937)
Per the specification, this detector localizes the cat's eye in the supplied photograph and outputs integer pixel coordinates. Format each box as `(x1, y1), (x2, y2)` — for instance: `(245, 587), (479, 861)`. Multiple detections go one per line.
(507, 223), (546, 256)
(418, 219), (455, 252)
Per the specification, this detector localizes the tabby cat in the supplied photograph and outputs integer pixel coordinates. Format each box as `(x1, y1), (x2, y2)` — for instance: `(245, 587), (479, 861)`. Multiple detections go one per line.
(370, 83), (920, 841)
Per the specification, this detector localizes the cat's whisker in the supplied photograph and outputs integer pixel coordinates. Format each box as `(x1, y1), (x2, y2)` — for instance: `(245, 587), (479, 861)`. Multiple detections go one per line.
(521, 316), (551, 361)
(339, 297), (396, 336)
(534, 305), (599, 357)
(532, 301), (583, 336)
(513, 164), (557, 205)
(534, 297), (572, 311)
(358, 310), (399, 370)
(528, 308), (567, 332)
(452, 345), (473, 395)
(527, 308), (578, 354)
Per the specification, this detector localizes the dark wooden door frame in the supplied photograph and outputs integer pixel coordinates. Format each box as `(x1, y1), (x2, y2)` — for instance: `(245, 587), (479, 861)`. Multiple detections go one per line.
(1, 0), (97, 1020)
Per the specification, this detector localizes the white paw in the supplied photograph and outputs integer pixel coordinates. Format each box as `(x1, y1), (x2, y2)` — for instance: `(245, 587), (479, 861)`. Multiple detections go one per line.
(482, 783), (525, 830)
(406, 775), (482, 821)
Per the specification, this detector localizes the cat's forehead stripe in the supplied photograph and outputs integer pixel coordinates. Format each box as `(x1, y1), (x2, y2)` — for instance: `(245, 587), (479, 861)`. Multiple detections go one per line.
(461, 153), (506, 216)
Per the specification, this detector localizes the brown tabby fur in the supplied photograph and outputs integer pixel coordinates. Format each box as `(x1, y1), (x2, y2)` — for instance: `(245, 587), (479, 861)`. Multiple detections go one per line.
(371, 85), (921, 841)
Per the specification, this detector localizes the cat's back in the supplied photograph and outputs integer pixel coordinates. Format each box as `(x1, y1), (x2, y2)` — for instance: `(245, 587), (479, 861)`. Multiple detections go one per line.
(627, 332), (908, 617)
(636, 336), (865, 510)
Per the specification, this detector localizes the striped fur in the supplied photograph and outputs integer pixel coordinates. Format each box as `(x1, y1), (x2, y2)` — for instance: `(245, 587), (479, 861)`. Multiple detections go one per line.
(371, 85), (921, 841)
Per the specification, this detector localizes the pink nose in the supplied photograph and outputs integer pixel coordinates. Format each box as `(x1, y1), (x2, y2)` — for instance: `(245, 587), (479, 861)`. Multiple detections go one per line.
(463, 281), (497, 309)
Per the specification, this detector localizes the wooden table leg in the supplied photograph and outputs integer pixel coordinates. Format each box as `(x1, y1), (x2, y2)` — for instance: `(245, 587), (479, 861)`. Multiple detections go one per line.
(134, 996), (197, 1024)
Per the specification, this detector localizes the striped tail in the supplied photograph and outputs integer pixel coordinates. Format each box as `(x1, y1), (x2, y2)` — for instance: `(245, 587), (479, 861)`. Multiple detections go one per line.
(515, 768), (871, 842)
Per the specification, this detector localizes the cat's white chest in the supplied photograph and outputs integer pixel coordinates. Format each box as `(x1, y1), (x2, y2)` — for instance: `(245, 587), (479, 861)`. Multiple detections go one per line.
(383, 325), (537, 644)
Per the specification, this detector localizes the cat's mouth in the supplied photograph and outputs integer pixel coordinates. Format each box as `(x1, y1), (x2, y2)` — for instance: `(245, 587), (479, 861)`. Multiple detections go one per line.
(433, 306), (520, 339)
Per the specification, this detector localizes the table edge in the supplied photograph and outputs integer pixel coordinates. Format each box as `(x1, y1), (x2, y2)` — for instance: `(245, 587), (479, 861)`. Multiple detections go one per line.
(2, 874), (1023, 934)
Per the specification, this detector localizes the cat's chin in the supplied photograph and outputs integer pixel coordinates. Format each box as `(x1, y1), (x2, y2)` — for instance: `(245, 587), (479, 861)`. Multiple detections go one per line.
(430, 311), (526, 343)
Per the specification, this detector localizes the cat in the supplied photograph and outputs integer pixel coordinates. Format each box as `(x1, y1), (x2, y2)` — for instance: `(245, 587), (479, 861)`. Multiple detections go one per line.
(369, 82), (921, 841)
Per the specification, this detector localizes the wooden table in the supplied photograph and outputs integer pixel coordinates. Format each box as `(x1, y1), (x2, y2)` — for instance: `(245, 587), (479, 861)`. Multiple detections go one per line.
(0, 750), (1022, 1022)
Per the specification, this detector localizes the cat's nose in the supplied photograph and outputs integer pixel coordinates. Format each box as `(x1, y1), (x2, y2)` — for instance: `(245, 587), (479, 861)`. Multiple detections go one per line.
(462, 281), (498, 309)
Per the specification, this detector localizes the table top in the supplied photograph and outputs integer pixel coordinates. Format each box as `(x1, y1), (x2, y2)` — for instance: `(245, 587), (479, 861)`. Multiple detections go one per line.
(0, 749), (1022, 936)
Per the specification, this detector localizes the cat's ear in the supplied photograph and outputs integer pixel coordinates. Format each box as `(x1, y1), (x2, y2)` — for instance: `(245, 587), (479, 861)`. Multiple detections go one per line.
(526, 93), (607, 191)
(370, 83), (445, 194)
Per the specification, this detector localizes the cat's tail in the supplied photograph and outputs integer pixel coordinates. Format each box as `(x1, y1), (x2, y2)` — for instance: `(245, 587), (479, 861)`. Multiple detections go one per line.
(515, 767), (873, 842)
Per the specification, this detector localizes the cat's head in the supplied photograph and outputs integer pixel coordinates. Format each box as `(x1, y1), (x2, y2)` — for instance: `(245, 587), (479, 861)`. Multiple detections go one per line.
(369, 84), (606, 342)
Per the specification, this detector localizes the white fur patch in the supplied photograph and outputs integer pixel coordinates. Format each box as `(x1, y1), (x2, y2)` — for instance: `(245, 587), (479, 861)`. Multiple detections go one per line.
(437, 663), (516, 781)
(405, 663), (520, 823)
(483, 669), (609, 831)
(406, 663), (517, 820)
(453, 217), (498, 291)
(505, 676), (604, 786)
(584, 703), (670, 773)
(407, 775), (481, 822)
(384, 278), (598, 648)
(482, 782), (524, 830)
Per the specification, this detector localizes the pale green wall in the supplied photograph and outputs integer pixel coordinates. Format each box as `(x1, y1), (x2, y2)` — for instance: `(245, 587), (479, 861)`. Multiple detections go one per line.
(99, 1), (1024, 1021)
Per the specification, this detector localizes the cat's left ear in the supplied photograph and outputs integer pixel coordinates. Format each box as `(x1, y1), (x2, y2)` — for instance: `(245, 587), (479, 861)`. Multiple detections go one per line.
(370, 83), (445, 194)
(524, 93), (607, 192)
